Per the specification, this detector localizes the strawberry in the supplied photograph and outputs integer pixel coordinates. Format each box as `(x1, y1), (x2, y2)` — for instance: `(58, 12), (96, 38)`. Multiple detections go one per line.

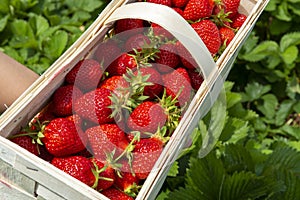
(155, 43), (180, 73)
(101, 187), (134, 200)
(183, 0), (213, 21)
(132, 137), (164, 180)
(51, 156), (95, 187)
(86, 124), (129, 161)
(73, 88), (113, 125)
(94, 39), (122, 68)
(231, 13), (247, 29)
(124, 33), (151, 54)
(10, 133), (39, 156)
(115, 171), (140, 195)
(163, 67), (192, 108)
(176, 41), (197, 69)
(114, 19), (145, 36)
(146, 0), (172, 6)
(106, 53), (137, 77)
(91, 157), (116, 191)
(151, 23), (174, 40)
(187, 68), (204, 90)
(52, 85), (83, 117)
(42, 117), (87, 157)
(191, 19), (221, 56)
(172, 0), (189, 8)
(100, 76), (129, 97)
(133, 66), (163, 99)
(65, 59), (103, 92)
(219, 26), (235, 46)
(172, 7), (184, 16)
(222, 0), (241, 19)
(127, 101), (167, 134)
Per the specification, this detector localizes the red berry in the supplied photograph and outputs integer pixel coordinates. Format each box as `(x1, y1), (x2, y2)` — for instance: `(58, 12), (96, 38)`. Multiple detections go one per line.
(52, 85), (83, 117)
(231, 13), (247, 29)
(183, 0), (213, 21)
(191, 20), (221, 56)
(219, 26), (235, 46)
(10, 133), (39, 156)
(155, 43), (180, 73)
(147, 0), (172, 6)
(107, 53), (137, 77)
(101, 187), (134, 200)
(65, 59), (103, 92)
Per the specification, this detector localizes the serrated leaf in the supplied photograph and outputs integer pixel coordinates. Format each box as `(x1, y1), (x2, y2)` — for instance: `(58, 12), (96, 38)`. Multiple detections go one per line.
(198, 89), (227, 158)
(280, 32), (300, 52)
(241, 41), (279, 62)
(256, 94), (278, 119)
(275, 99), (295, 126)
(281, 46), (299, 65)
(276, 1), (292, 21)
(222, 118), (249, 144)
(167, 161), (179, 177)
(9, 19), (37, 48)
(222, 144), (255, 173)
(65, 0), (104, 12)
(242, 82), (271, 102)
(281, 125), (300, 140)
(0, 14), (9, 32)
(29, 14), (49, 37)
(43, 30), (68, 60)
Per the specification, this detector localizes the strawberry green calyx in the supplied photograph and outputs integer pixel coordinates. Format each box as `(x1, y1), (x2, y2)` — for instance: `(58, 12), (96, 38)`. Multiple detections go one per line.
(158, 89), (182, 134)
(109, 68), (153, 122)
(91, 162), (113, 189)
(151, 126), (170, 144)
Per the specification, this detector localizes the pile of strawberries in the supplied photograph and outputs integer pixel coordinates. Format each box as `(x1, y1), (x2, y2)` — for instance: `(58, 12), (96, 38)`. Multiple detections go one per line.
(9, 0), (246, 199)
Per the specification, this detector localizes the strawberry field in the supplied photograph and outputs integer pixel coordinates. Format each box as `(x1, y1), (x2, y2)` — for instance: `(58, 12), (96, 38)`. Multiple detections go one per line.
(0, 0), (300, 199)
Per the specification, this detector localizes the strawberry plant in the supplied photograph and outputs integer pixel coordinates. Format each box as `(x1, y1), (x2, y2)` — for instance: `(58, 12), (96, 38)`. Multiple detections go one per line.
(0, 0), (109, 74)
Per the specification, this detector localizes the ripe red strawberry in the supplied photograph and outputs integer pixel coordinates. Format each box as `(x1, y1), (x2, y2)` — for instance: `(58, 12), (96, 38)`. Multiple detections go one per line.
(52, 85), (83, 117)
(133, 67), (163, 99)
(132, 137), (164, 180)
(127, 101), (167, 134)
(162, 67), (192, 107)
(172, 0), (189, 8)
(183, 0), (213, 21)
(231, 13), (247, 29)
(73, 88), (113, 125)
(191, 20), (221, 56)
(91, 157), (116, 191)
(101, 187), (134, 200)
(86, 124), (129, 161)
(100, 76), (129, 97)
(188, 68), (204, 90)
(222, 0), (241, 19)
(124, 34), (151, 54)
(10, 133), (39, 156)
(94, 40), (122, 68)
(51, 156), (95, 187)
(151, 23), (174, 40)
(176, 41), (197, 70)
(42, 117), (87, 157)
(114, 19), (145, 36)
(146, 0), (172, 6)
(65, 59), (103, 92)
(155, 43), (180, 73)
(172, 7), (184, 16)
(106, 53), (137, 77)
(219, 26), (235, 46)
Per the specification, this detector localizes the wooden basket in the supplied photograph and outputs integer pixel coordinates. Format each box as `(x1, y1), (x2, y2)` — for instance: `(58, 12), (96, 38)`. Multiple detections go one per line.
(0, 0), (270, 199)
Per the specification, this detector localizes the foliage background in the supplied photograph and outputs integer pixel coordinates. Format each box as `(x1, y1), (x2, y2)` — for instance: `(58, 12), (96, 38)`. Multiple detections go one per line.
(0, 0), (299, 199)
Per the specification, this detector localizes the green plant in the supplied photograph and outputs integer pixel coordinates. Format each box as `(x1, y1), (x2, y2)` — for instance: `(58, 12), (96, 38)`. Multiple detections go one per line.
(0, 0), (108, 74)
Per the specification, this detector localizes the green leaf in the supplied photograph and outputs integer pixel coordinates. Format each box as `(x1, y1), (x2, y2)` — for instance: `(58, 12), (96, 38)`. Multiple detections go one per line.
(275, 99), (295, 126)
(65, 0), (104, 12)
(221, 144), (255, 173)
(28, 14), (49, 37)
(0, 14), (9, 32)
(281, 45), (298, 64)
(241, 41), (279, 62)
(9, 19), (37, 48)
(167, 161), (179, 177)
(276, 1), (292, 21)
(221, 118), (249, 144)
(198, 89), (227, 158)
(43, 30), (68, 60)
(281, 125), (300, 140)
(0, 0), (9, 14)
(256, 94), (278, 119)
(242, 82), (271, 102)
(286, 74), (300, 100)
(280, 32), (300, 52)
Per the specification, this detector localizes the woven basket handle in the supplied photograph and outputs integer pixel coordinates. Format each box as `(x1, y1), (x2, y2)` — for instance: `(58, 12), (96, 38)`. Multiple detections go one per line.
(104, 2), (218, 81)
